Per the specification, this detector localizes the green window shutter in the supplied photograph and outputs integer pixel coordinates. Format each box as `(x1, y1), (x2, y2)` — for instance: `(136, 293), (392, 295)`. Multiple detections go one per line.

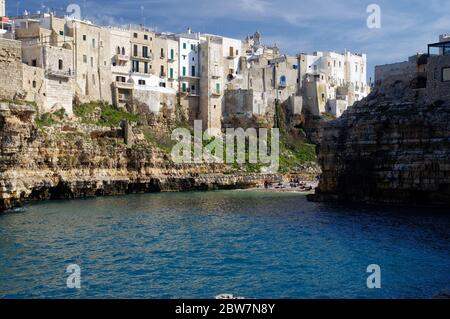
(216, 83), (220, 93)
(170, 49), (174, 60)
(182, 67), (186, 76)
(182, 83), (187, 92)
(170, 68), (174, 79)
(183, 43), (187, 49)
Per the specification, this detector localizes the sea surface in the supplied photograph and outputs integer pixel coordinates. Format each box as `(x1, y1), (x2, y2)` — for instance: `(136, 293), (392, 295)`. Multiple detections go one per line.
(0, 191), (449, 299)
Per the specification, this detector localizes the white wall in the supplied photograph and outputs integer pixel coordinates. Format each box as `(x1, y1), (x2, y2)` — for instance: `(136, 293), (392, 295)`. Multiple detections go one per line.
(178, 35), (199, 78)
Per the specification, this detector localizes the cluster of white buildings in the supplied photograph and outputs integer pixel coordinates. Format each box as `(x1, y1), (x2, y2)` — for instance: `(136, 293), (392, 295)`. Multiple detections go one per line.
(0, 1), (371, 131)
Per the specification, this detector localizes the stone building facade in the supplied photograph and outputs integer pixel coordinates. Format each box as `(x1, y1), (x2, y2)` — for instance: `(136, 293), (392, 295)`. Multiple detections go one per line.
(0, 38), (23, 100)
(2, 6), (371, 131)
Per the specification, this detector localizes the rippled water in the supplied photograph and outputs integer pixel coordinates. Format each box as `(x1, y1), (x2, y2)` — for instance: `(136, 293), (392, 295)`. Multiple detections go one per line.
(0, 191), (449, 299)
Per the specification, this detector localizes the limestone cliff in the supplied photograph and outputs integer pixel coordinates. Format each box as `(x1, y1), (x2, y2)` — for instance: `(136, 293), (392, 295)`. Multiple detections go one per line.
(312, 73), (450, 206)
(0, 102), (319, 211)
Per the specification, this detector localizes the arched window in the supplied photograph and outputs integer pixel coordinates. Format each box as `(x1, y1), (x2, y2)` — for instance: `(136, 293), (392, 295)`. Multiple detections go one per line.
(122, 47), (125, 55)
(117, 46), (121, 54)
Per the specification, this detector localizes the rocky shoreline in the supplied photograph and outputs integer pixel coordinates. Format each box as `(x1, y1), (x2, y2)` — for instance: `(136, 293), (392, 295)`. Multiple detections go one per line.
(0, 102), (320, 212)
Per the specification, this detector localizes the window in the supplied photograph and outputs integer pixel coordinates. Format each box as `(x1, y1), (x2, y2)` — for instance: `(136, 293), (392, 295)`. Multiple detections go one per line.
(229, 47), (234, 57)
(134, 33), (138, 38)
(138, 80), (146, 85)
(83, 55), (87, 63)
(355, 64), (358, 72)
(442, 67), (450, 82)
(92, 74), (96, 85)
(191, 44), (195, 50)
(117, 46), (121, 54)
(191, 66), (196, 77)
(144, 62), (149, 74)
(32, 81), (36, 88)
(32, 59), (37, 67)
(132, 60), (139, 73)
(170, 68), (174, 79)
(182, 66), (186, 76)
(182, 82), (187, 92)
(92, 39), (96, 48)
(133, 45), (138, 57)
(90, 57), (94, 67)
(191, 85), (196, 92)
(59, 31), (64, 36)
(216, 83), (220, 94)
(161, 65), (165, 76)
(58, 59), (63, 70)
(170, 49), (174, 60)
(83, 35), (87, 41)
(236, 49), (239, 56)
(161, 48), (164, 58)
(280, 75), (287, 87)
(144, 34), (148, 40)
(143, 46), (149, 58)
(122, 47), (125, 55)
(183, 43), (187, 50)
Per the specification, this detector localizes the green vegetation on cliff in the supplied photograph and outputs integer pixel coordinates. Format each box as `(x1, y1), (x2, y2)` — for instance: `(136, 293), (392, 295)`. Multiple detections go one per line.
(74, 101), (138, 127)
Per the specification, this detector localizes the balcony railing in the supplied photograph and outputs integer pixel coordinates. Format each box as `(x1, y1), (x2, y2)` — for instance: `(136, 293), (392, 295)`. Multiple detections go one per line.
(45, 69), (76, 79)
(114, 81), (134, 89)
(133, 52), (154, 61)
(114, 54), (129, 62)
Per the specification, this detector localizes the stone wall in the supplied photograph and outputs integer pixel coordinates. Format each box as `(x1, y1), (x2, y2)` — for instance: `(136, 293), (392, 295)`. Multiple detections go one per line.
(0, 38), (24, 100)
(133, 88), (177, 114)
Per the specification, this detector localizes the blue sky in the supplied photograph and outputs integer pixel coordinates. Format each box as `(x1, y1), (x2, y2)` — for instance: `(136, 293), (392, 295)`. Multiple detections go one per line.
(7, 0), (450, 80)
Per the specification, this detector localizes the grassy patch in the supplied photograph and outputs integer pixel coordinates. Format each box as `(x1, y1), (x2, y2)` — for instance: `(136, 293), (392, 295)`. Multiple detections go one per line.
(74, 101), (138, 127)
(142, 126), (176, 154)
(35, 113), (57, 128)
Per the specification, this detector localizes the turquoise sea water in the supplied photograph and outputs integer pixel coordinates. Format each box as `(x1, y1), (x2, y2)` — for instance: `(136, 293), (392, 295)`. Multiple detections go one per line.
(0, 191), (449, 299)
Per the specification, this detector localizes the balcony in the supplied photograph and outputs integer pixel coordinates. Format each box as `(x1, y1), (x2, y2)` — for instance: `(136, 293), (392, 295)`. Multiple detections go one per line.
(226, 54), (236, 60)
(180, 74), (200, 79)
(132, 52), (154, 62)
(45, 69), (76, 79)
(114, 54), (129, 63)
(167, 56), (175, 62)
(114, 81), (134, 89)
(211, 91), (221, 97)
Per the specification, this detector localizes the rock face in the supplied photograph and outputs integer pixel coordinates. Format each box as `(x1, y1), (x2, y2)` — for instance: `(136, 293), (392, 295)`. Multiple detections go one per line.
(0, 102), (318, 212)
(312, 67), (450, 206)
